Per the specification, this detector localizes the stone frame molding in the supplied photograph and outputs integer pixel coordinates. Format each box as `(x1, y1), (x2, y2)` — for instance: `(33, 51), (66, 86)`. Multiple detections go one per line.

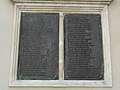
(9, 0), (113, 87)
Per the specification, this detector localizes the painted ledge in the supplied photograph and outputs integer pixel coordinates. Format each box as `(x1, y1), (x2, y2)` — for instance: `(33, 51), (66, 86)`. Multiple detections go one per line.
(12, 0), (113, 4)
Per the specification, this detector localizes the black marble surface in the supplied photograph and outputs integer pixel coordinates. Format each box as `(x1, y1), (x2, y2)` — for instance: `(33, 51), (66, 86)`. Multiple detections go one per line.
(17, 13), (59, 80)
(64, 14), (104, 80)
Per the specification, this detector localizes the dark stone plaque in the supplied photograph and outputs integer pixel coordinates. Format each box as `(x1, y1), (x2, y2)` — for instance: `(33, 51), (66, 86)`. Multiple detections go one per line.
(64, 14), (104, 80)
(17, 13), (59, 80)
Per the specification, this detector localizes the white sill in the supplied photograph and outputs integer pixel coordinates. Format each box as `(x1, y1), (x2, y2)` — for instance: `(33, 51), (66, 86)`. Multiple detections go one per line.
(9, 80), (112, 87)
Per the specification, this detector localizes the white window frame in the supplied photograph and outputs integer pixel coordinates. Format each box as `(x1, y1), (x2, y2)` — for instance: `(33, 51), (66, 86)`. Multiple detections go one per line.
(9, 0), (112, 87)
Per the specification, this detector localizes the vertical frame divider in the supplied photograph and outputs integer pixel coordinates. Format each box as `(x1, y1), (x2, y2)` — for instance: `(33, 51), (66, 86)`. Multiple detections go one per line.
(59, 13), (64, 80)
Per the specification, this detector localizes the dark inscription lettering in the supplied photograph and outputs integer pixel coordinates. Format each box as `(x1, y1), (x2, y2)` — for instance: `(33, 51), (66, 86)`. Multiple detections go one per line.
(17, 13), (59, 80)
(64, 14), (104, 80)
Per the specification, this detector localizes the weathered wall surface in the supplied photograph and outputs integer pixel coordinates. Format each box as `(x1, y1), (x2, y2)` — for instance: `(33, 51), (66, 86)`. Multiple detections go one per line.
(0, 0), (120, 90)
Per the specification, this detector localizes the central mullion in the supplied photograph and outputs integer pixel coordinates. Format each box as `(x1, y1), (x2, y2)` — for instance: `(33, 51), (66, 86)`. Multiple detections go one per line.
(59, 13), (64, 80)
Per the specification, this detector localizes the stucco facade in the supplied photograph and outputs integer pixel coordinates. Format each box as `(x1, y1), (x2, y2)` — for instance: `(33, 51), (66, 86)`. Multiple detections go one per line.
(0, 0), (120, 90)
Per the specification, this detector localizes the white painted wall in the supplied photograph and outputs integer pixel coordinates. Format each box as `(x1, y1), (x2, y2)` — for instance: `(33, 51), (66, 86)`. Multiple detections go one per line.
(0, 0), (120, 90)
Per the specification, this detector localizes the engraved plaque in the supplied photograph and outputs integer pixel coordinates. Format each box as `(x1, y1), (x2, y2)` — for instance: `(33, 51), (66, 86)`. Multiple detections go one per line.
(17, 13), (59, 80)
(64, 14), (104, 80)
